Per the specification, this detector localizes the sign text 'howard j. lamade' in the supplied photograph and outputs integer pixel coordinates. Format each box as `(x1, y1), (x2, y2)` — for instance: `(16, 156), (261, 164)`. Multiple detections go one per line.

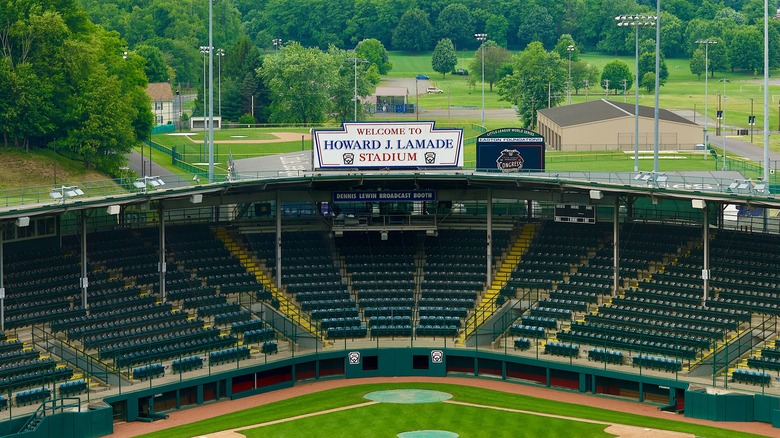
(313, 122), (463, 169)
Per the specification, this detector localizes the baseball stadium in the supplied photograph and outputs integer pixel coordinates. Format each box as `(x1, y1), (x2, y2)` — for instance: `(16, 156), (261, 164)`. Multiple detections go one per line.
(1, 122), (780, 437)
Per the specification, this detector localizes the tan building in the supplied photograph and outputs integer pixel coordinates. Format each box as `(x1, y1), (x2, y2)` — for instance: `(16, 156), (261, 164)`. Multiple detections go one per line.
(537, 99), (702, 152)
(146, 82), (175, 126)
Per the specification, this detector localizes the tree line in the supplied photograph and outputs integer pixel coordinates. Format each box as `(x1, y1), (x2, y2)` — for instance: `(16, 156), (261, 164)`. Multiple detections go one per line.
(3, 0), (780, 171)
(1, 0), (153, 173)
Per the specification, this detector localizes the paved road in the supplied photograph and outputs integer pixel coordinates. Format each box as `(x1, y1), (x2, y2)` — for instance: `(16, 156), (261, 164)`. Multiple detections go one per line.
(125, 149), (176, 178)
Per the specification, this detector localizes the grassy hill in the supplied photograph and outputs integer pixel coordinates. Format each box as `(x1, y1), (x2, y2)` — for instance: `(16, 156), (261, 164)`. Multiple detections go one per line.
(0, 147), (113, 191)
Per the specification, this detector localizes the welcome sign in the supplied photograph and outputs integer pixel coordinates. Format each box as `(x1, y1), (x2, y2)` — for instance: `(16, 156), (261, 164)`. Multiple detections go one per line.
(313, 122), (463, 169)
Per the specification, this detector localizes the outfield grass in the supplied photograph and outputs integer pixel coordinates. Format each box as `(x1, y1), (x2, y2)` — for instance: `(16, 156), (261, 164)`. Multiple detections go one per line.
(136, 383), (764, 438)
(385, 51), (780, 152)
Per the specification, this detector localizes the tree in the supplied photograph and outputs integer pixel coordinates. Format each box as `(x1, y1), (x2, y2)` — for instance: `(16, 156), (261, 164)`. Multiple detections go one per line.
(260, 43), (337, 124)
(553, 34), (579, 62)
(516, 4), (556, 49)
(135, 44), (169, 82)
(392, 8), (433, 52)
(435, 4), (473, 51)
(431, 38), (457, 78)
(355, 38), (392, 75)
(496, 42), (566, 129)
(601, 60), (633, 94)
(570, 61), (600, 94)
(639, 50), (669, 88)
(728, 26), (763, 72)
(469, 41), (512, 92)
(640, 71), (656, 93)
(689, 49), (706, 80)
(484, 14), (509, 48)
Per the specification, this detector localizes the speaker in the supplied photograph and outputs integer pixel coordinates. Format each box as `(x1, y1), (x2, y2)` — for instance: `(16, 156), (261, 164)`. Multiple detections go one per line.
(15, 217), (30, 227)
(691, 199), (706, 209)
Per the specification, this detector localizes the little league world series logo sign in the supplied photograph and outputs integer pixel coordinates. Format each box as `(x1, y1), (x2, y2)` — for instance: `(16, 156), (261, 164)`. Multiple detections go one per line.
(348, 351), (361, 365)
(313, 122), (463, 169)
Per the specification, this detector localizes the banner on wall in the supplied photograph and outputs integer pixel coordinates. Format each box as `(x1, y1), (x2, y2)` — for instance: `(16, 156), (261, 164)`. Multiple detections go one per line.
(313, 122), (463, 169)
(476, 128), (545, 172)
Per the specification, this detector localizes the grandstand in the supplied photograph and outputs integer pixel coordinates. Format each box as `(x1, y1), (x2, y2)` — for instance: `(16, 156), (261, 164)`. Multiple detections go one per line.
(1, 169), (780, 435)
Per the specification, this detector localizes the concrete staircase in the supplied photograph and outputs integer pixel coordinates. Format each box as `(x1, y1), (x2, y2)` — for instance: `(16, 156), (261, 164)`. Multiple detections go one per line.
(455, 223), (539, 346)
(214, 228), (320, 338)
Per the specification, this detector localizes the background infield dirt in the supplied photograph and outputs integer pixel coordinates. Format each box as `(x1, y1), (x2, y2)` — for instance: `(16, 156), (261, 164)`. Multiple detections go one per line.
(110, 376), (777, 438)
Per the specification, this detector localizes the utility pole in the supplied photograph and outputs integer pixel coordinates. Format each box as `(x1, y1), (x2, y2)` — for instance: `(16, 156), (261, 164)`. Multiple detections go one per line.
(603, 79), (610, 98)
(621, 79), (628, 102)
(583, 80), (589, 102)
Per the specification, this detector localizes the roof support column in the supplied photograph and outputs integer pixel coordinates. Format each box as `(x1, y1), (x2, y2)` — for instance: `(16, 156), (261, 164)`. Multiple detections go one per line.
(702, 203), (710, 307)
(0, 224), (5, 333)
(159, 205), (167, 303)
(276, 190), (282, 290)
(486, 188), (493, 288)
(80, 212), (89, 315)
(613, 198), (620, 297)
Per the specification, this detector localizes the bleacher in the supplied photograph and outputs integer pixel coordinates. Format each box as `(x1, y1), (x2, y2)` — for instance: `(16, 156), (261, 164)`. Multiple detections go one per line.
(268, 231), (364, 339)
(338, 231), (417, 338)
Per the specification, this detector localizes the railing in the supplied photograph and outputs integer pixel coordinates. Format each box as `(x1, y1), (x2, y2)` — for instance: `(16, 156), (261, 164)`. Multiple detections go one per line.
(20, 396), (82, 433)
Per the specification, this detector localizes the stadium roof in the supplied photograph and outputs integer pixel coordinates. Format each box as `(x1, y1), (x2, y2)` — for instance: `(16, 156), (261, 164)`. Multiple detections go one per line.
(538, 99), (697, 127)
(0, 169), (776, 222)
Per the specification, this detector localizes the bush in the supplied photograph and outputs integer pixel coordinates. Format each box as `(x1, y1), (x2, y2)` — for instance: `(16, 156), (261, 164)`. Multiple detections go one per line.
(238, 113), (255, 125)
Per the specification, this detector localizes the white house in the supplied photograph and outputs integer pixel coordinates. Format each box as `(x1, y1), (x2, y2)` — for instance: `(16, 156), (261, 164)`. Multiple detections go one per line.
(146, 82), (175, 126)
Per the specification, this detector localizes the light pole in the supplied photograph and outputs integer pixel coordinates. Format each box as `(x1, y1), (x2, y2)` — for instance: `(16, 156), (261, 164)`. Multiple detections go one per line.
(199, 45), (209, 170)
(617, 15), (656, 173)
(653, 2), (660, 173)
(719, 78), (730, 170)
(346, 55), (369, 122)
(475, 33), (487, 127)
(208, 0), (214, 184)
(764, 0), (770, 184)
(216, 48), (225, 117)
(415, 76), (419, 121)
(273, 38), (282, 54)
(566, 45), (574, 105)
(696, 40), (717, 149)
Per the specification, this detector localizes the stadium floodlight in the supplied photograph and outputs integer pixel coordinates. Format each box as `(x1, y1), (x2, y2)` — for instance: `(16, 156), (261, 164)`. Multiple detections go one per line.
(737, 181), (751, 190)
(50, 185), (85, 203)
(633, 172), (644, 181)
(728, 181), (739, 191)
(617, 14), (656, 172)
(134, 176), (166, 193)
(15, 217), (30, 227)
(589, 190), (603, 200)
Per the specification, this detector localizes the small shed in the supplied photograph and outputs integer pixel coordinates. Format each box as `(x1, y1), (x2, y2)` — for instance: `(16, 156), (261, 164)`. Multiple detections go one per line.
(374, 86), (410, 114)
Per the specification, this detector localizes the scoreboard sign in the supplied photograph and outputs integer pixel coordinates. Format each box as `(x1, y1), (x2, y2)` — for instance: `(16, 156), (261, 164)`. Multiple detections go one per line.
(554, 204), (596, 224)
(476, 128), (545, 172)
(313, 122), (463, 170)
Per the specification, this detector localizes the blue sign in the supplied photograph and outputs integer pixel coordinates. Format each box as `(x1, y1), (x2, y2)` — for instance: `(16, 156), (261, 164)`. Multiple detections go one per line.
(333, 190), (436, 203)
(476, 128), (545, 171)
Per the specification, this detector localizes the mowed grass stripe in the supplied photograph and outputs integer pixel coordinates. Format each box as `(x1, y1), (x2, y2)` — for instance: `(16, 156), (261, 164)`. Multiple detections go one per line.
(136, 382), (764, 438)
(240, 400), (611, 438)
